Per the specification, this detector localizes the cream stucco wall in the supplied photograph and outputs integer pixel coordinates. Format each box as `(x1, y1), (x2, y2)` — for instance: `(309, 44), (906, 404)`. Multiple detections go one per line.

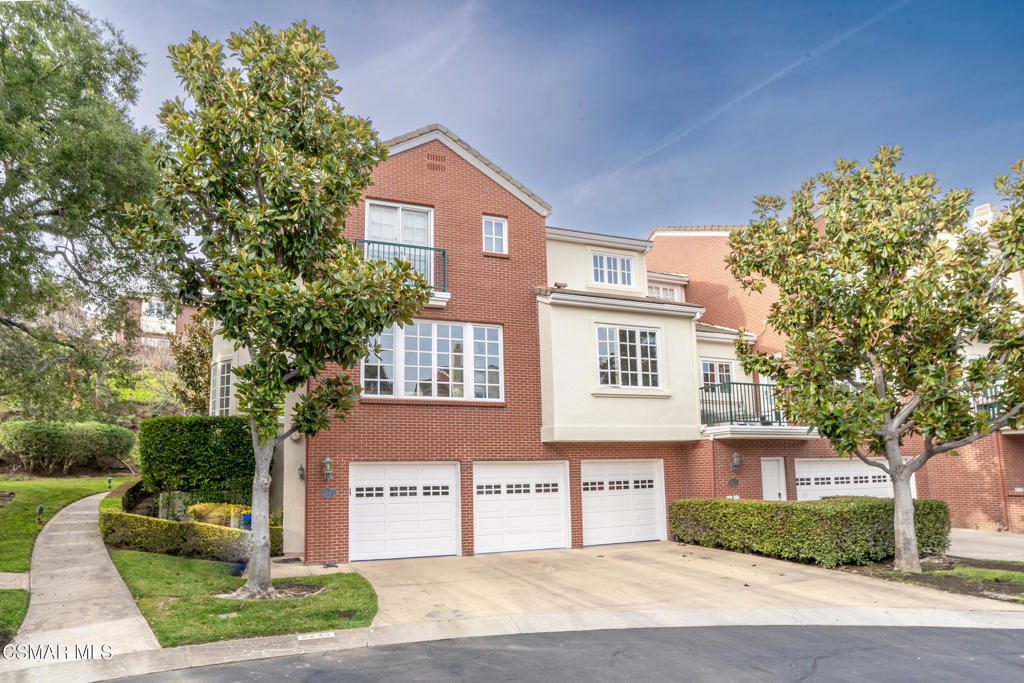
(695, 336), (756, 385)
(211, 328), (306, 555)
(538, 300), (703, 442)
(545, 238), (649, 296)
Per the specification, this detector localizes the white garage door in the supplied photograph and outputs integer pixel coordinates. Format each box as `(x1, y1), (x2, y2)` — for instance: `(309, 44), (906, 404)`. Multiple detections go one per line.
(473, 462), (569, 554)
(794, 458), (916, 501)
(582, 460), (665, 546)
(349, 463), (459, 561)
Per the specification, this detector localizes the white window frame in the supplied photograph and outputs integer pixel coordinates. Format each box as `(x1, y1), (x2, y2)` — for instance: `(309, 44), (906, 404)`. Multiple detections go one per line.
(595, 324), (661, 389)
(591, 251), (635, 288)
(647, 284), (676, 300)
(211, 360), (231, 416)
(362, 321), (504, 402)
(482, 216), (508, 254)
(364, 200), (434, 248)
(142, 300), (172, 321)
(700, 358), (733, 390)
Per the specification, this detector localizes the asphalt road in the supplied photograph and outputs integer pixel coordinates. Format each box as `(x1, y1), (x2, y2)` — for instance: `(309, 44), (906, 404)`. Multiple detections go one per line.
(123, 626), (1024, 682)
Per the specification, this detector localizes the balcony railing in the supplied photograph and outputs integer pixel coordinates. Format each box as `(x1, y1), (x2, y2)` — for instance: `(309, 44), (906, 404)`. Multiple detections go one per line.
(355, 239), (447, 292)
(975, 386), (1003, 421)
(700, 382), (795, 427)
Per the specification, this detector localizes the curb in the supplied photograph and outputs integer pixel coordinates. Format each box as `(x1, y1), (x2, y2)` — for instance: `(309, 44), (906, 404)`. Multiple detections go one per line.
(9, 606), (1024, 682)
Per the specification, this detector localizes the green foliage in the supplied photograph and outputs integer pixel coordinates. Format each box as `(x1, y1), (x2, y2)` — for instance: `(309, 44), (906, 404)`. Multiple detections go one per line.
(0, 589), (30, 648)
(186, 502), (250, 526)
(0, 475), (130, 571)
(126, 21), (433, 444)
(101, 476), (144, 511)
(0, 0), (163, 414)
(139, 416), (253, 503)
(109, 550), (376, 647)
(99, 509), (283, 561)
(168, 315), (212, 415)
(0, 420), (134, 474)
(669, 497), (950, 568)
(727, 149), (1024, 458)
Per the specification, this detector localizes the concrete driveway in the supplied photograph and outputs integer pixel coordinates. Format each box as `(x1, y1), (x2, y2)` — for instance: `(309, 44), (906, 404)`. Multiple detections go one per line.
(355, 541), (1022, 626)
(950, 528), (1024, 562)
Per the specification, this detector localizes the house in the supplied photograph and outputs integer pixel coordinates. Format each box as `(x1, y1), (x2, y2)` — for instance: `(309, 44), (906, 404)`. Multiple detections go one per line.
(123, 297), (198, 350)
(211, 125), (1024, 563)
(647, 216), (1024, 533)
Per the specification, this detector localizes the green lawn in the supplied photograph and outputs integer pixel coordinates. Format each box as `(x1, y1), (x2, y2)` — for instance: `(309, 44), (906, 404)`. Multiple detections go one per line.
(110, 550), (377, 647)
(0, 476), (133, 572)
(936, 563), (1024, 584)
(0, 589), (30, 648)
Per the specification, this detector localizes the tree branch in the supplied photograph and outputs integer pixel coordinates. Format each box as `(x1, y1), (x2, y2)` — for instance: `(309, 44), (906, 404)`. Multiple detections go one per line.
(853, 449), (890, 475)
(890, 395), (921, 433)
(930, 399), (1024, 455)
(0, 314), (78, 351)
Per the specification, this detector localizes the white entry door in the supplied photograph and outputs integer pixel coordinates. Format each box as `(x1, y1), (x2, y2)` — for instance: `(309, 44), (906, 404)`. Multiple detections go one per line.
(794, 458), (916, 501)
(760, 457), (786, 501)
(581, 459), (666, 546)
(473, 462), (569, 554)
(349, 462), (459, 561)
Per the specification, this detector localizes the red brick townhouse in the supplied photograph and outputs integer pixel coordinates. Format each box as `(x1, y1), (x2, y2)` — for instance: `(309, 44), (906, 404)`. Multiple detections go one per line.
(647, 221), (1024, 534)
(212, 125), (1024, 564)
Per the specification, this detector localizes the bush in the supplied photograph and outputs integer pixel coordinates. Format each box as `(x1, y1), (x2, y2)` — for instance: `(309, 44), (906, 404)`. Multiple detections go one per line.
(99, 509), (283, 562)
(669, 497), (950, 568)
(0, 421), (135, 474)
(139, 416), (254, 503)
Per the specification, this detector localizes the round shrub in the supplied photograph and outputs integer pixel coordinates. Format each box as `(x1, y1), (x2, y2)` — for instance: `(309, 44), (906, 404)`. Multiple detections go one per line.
(0, 421), (135, 474)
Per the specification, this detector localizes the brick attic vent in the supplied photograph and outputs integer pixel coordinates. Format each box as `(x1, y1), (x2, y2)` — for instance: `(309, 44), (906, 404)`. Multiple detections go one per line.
(426, 153), (446, 172)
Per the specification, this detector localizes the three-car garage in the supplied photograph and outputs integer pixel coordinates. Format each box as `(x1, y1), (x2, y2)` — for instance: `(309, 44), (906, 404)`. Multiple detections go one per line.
(348, 459), (667, 562)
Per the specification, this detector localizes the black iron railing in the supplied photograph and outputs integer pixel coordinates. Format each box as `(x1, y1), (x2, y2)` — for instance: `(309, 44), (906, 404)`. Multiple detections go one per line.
(700, 382), (794, 427)
(355, 239), (447, 291)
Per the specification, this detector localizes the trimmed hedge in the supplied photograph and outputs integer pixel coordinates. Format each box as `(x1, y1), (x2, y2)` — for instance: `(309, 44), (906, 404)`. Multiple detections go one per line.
(0, 421), (135, 474)
(139, 416), (254, 504)
(669, 497), (950, 568)
(99, 508), (282, 562)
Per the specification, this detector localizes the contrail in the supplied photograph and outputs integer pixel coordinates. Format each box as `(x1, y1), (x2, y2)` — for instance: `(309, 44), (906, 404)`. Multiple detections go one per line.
(605, 0), (913, 181)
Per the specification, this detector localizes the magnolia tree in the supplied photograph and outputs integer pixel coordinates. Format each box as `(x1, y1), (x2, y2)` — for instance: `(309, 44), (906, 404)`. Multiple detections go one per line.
(727, 147), (1024, 572)
(128, 23), (431, 597)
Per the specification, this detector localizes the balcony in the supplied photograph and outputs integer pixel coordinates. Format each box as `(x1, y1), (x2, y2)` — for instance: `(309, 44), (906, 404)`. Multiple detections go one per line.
(700, 382), (816, 439)
(356, 239), (449, 307)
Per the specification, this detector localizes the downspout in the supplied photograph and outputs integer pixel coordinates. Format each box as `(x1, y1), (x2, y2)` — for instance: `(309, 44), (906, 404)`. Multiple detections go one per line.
(995, 430), (1010, 531)
(710, 434), (716, 499)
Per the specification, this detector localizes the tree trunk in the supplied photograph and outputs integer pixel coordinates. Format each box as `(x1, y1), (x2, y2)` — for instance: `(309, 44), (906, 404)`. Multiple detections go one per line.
(229, 422), (276, 599)
(891, 467), (921, 573)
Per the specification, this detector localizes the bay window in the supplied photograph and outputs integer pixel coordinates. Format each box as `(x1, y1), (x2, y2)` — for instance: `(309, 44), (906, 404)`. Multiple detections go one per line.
(363, 321), (503, 401)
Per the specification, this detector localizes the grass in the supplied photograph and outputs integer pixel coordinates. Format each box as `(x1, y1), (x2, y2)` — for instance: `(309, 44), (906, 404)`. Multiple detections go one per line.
(0, 589), (30, 648)
(934, 564), (1024, 584)
(110, 550), (377, 647)
(844, 556), (1024, 604)
(0, 476), (132, 572)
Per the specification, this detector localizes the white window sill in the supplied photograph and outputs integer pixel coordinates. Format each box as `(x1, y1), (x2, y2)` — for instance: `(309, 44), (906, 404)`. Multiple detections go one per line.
(591, 388), (671, 399)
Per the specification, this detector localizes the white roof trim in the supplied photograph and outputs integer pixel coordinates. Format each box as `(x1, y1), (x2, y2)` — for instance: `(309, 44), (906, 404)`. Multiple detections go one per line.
(696, 330), (756, 344)
(387, 130), (551, 217)
(537, 290), (704, 318)
(647, 271), (689, 285)
(649, 230), (735, 239)
(545, 227), (652, 253)
(703, 424), (819, 440)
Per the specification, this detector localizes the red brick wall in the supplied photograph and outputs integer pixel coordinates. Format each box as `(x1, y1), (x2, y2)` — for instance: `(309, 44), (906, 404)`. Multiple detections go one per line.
(305, 138), (553, 563)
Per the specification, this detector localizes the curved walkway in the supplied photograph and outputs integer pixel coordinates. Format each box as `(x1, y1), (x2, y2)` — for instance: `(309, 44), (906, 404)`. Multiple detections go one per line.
(0, 493), (159, 675)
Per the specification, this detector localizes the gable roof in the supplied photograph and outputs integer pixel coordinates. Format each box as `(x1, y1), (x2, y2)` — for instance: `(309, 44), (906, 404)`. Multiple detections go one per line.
(384, 124), (552, 217)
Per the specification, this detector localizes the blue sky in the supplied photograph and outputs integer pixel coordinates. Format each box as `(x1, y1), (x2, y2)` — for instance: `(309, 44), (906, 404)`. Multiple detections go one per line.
(79, 0), (1024, 238)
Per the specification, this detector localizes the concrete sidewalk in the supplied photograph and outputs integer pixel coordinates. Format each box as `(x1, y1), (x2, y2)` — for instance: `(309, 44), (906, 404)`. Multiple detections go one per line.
(950, 528), (1024, 562)
(0, 493), (159, 675)
(0, 572), (29, 590)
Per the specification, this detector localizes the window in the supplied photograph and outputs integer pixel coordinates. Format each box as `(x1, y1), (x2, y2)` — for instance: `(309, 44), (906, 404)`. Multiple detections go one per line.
(582, 481), (604, 492)
(647, 284), (676, 300)
(210, 361), (231, 416)
(143, 300), (172, 320)
(592, 252), (633, 286)
(634, 479), (654, 489)
(365, 202), (433, 280)
(483, 216), (507, 254)
(362, 321), (502, 401)
(476, 484), (501, 495)
(701, 359), (733, 389)
(596, 325), (660, 388)
(535, 482), (558, 493)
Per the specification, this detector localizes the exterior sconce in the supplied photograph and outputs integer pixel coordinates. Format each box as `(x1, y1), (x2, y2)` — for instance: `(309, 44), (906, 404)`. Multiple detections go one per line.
(297, 464), (305, 481)
(322, 457), (333, 481)
(731, 452), (741, 472)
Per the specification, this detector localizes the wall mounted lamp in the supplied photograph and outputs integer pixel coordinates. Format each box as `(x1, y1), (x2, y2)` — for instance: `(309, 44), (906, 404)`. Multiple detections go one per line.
(297, 463), (305, 481)
(731, 452), (741, 472)
(322, 457), (333, 481)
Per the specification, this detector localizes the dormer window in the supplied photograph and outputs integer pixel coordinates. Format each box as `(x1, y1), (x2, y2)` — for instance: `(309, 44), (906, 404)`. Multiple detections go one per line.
(592, 252), (633, 286)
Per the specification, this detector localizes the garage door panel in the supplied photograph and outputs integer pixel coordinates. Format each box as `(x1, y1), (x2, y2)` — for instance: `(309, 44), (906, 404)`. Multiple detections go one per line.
(349, 463), (459, 562)
(473, 462), (569, 554)
(582, 460), (664, 546)
(794, 458), (915, 501)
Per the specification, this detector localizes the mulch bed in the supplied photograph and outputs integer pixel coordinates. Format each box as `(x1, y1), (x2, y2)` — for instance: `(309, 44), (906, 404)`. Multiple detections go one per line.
(840, 556), (1024, 603)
